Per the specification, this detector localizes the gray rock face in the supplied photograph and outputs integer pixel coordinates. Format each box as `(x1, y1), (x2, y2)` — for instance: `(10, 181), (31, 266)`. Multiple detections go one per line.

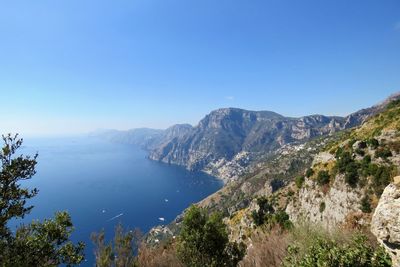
(286, 175), (364, 229)
(371, 178), (400, 266)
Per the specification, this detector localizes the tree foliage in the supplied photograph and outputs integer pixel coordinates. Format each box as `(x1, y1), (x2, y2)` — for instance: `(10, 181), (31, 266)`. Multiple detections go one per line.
(251, 197), (292, 230)
(0, 134), (84, 266)
(177, 205), (245, 267)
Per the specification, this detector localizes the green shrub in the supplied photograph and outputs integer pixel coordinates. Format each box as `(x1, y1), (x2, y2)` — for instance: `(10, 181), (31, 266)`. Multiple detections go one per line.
(355, 148), (365, 156)
(363, 155), (372, 164)
(317, 170), (330, 186)
(251, 197), (274, 226)
(252, 198), (292, 230)
(335, 150), (354, 173)
(372, 165), (393, 196)
(319, 202), (326, 213)
(295, 176), (305, 189)
(360, 195), (372, 213)
(360, 155), (372, 176)
(305, 168), (314, 178)
(367, 138), (379, 149)
(375, 147), (393, 159)
(284, 234), (392, 267)
(344, 162), (360, 187)
(272, 210), (293, 230)
(177, 205), (245, 267)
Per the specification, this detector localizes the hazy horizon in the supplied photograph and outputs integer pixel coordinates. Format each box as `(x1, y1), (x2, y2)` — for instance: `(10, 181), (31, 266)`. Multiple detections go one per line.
(1, 0), (399, 135)
(13, 91), (399, 138)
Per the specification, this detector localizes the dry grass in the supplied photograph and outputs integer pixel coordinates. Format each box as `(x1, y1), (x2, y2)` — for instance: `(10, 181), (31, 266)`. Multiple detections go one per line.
(239, 226), (289, 267)
(137, 242), (184, 267)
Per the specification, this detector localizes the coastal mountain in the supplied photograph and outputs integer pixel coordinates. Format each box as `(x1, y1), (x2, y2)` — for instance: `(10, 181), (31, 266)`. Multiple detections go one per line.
(149, 109), (345, 172)
(93, 93), (400, 182)
(149, 94), (400, 180)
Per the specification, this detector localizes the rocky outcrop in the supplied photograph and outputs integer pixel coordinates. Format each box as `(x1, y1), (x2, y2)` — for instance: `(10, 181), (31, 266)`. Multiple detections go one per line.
(371, 177), (400, 266)
(286, 175), (365, 229)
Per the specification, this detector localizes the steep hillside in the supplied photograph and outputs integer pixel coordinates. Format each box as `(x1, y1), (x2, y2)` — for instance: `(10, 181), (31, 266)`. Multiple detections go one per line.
(285, 99), (400, 227)
(145, 96), (400, 266)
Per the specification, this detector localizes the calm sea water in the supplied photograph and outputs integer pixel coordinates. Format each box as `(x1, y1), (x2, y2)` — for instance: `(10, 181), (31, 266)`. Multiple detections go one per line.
(12, 136), (222, 266)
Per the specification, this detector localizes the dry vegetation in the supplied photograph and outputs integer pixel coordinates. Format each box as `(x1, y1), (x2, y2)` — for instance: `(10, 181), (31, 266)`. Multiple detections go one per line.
(137, 242), (184, 267)
(239, 227), (289, 267)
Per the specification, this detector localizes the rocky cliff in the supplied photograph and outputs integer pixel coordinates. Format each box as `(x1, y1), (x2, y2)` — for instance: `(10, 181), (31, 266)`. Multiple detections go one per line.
(371, 176), (400, 266)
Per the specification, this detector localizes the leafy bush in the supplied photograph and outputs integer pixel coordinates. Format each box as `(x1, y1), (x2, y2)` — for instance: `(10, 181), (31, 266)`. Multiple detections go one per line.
(269, 210), (293, 230)
(335, 148), (364, 187)
(355, 148), (365, 156)
(335, 149), (354, 173)
(252, 198), (292, 230)
(375, 147), (393, 159)
(344, 162), (360, 187)
(177, 205), (245, 267)
(363, 154), (372, 164)
(284, 234), (392, 267)
(317, 170), (330, 186)
(360, 195), (372, 213)
(305, 168), (314, 178)
(367, 138), (379, 149)
(252, 197), (274, 226)
(295, 176), (305, 189)
(372, 165), (393, 196)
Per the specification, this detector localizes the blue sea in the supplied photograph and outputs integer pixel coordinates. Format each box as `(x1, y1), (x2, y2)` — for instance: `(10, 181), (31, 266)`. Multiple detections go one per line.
(12, 136), (222, 266)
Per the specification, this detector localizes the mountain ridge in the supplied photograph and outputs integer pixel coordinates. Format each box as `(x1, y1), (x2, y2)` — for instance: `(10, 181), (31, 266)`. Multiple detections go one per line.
(92, 93), (400, 182)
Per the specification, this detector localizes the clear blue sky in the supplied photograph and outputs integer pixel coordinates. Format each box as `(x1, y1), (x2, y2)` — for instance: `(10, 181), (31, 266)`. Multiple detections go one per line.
(0, 0), (399, 135)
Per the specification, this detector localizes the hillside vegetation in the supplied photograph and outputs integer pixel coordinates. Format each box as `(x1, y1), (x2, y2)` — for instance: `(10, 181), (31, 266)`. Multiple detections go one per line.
(141, 98), (400, 266)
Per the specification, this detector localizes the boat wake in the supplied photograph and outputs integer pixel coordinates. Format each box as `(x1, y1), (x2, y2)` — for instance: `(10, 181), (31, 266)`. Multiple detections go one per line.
(108, 213), (124, 221)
